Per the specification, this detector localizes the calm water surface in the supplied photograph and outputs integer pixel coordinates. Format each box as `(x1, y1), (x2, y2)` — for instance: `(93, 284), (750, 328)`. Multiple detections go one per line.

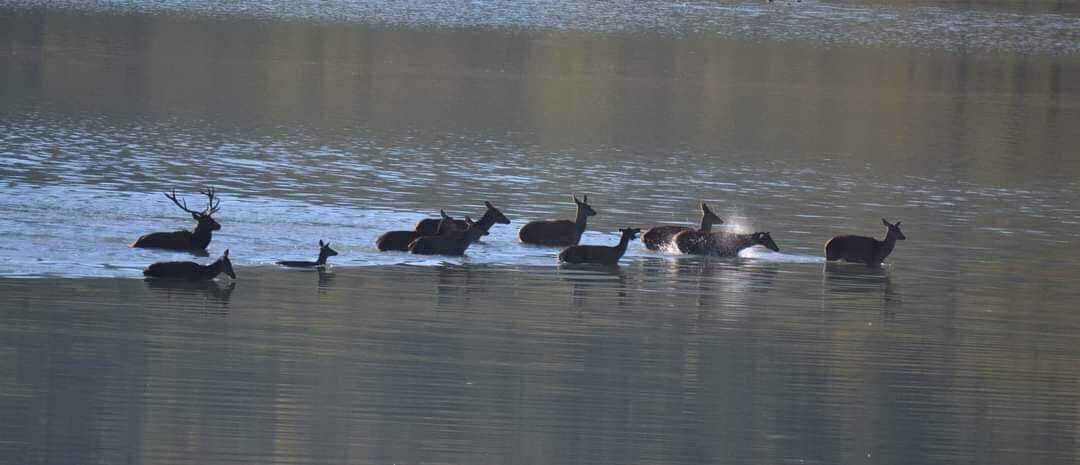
(2, 1), (1080, 464)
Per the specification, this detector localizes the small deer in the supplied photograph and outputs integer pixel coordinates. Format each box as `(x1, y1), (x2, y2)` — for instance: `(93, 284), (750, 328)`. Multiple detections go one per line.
(825, 219), (906, 266)
(408, 210), (485, 256)
(559, 228), (640, 265)
(675, 230), (780, 257)
(143, 249), (236, 280)
(518, 195), (597, 246)
(414, 201), (510, 239)
(642, 202), (723, 251)
(277, 240), (338, 268)
(131, 189), (222, 251)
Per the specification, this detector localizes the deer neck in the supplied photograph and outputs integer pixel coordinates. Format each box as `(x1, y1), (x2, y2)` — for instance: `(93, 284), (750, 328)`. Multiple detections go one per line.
(475, 210), (498, 233)
(699, 216), (715, 233)
(730, 234), (756, 252)
(191, 221), (214, 249)
(879, 232), (898, 256)
(574, 207), (590, 233)
(201, 258), (224, 279)
(316, 251), (329, 265)
(464, 226), (485, 244)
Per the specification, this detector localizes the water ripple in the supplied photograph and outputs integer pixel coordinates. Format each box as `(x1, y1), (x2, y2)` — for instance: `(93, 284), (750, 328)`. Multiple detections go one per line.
(2, 0), (1079, 54)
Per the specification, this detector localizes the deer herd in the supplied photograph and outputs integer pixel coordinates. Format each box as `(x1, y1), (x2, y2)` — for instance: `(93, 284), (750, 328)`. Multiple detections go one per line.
(133, 189), (906, 281)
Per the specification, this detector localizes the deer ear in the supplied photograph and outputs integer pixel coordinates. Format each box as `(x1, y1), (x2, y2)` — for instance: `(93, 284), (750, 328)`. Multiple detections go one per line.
(192, 212), (200, 219)
(895, 221), (902, 227)
(882, 218), (891, 227)
(583, 195), (588, 203)
(319, 240), (324, 247)
(572, 195), (579, 204)
(485, 201), (494, 209)
(223, 249), (229, 258)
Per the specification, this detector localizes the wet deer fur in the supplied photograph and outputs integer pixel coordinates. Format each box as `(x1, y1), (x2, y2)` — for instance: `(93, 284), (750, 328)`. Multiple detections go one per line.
(377, 205), (503, 252)
(643, 202), (723, 251)
(376, 210), (451, 252)
(143, 249), (236, 280)
(559, 228), (640, 265)
(414, 201), (510, 239)
(408, 211), (486, 256)
(675, 230), (780, 257)
(277, 240), (339, 268)
(518, 195), (597, 246)
(131, 189), (222, 251)
(825, 219), (906, 266)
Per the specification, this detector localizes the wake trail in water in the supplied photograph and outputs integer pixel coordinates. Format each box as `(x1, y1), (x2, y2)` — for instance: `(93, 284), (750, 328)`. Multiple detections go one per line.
(740, 249), (825, 263)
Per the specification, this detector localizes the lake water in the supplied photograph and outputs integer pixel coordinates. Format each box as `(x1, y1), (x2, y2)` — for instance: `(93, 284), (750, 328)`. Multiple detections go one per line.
(2, 1), (1080, 464)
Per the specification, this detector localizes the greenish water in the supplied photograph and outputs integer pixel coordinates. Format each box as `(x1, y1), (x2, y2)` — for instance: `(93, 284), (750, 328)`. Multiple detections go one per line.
(2, 1), (1080, 464)
(4, 264), (1080, 465)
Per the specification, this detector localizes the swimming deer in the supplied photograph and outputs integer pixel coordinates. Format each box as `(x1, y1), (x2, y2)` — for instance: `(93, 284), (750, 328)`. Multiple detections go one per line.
(559, 228), (640, 265)
(277, 240), (338, 268)
(414, 201), (510, 239)
(518, 195), (597, 246)
(376, 209), (452, 252)
(408, 210), (485, 256)
(674, 230), (780, 257)
(642, 202), (723, 251)
(143, 249), (236, 280)
(825, 219), (906, 266)
(376, 208), (491, 252)
(131, 189), (222, 251)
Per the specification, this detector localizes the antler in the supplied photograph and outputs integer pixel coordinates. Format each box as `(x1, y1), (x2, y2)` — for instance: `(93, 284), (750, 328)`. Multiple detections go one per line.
(164, 190), (201, 215)
(164, 188), (221, 217)
(201, 188), (221, 215)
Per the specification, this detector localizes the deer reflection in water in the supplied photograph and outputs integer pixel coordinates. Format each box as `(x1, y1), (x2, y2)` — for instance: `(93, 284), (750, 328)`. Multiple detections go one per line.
(144, 278), (236, 311)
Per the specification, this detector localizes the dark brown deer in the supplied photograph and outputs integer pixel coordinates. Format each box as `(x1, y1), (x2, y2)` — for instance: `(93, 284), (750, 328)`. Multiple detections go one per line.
(408, 210), (485, 256)
(131, 189), (222, 251)
(642, 202), (723, 251)
(143, 249), (236, 280)
(414, 201), (510, 239)
(376, 209), (449, 252)
(675, 230), (780, 257)
(518, 195), (597, 246)
(559, 228), (640, 265)
(277, 240), (338, 268)
(376, 229), (423, 252)
(825, 219), (906, 266)
(376, 209), (480, 252)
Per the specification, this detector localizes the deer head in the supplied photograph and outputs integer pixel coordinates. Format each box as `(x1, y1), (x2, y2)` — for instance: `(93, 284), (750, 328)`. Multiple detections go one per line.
(220, 249), (236, 279)
(573, 195), (597, 217)
(166, 188), (222, 231)
(753, 232), (780, 252)
(484, 201), (511, 225)
(882, 219), (906, 241)
(701, 202), (723, 229)
(619, 228), (642, 241)
(319, 240), (339, 258)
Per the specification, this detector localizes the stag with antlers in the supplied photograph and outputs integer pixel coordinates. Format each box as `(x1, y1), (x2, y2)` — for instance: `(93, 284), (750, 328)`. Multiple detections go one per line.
(131, 188), (223, 251)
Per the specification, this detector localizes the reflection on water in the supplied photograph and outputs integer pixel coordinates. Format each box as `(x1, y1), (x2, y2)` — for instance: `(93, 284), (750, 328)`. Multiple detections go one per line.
(2, 2), (1080, 465)
(144, 277), (237, 302)
(3, 264), (1080, 465)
